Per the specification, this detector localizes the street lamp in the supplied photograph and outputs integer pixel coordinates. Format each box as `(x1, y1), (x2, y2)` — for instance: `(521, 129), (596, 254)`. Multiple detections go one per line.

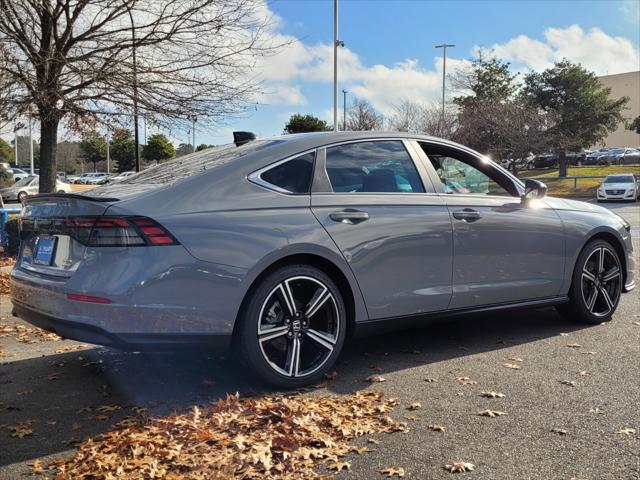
(435, 43), (455, 119)
(342, 89), (347, 131)
(333, 0), (344, 132)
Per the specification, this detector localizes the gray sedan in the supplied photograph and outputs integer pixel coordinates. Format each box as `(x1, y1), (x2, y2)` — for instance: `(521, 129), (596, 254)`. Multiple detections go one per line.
(10, 132), (635, 387)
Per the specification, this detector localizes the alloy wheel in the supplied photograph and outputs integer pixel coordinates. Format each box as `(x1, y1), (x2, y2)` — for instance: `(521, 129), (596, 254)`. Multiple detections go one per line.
(257, 276), (340, 378)
(580, 247), (621, 317)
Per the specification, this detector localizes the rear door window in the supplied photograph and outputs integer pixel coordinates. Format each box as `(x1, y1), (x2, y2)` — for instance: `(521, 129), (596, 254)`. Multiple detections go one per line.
(325, 141), (425, 193)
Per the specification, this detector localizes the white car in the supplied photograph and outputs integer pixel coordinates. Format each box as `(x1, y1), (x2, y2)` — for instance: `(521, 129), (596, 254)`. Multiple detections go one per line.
(84, 172), (110, 185)
(597, 174), (640, 202)
(109, 171), (136, 182)
(0, 175), (72, 203)
(11, 167), (30, 182)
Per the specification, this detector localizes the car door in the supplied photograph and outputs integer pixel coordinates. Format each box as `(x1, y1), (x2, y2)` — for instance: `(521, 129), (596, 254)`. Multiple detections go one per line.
(311, 139), (453, 320)
(415, 141), (565, 310)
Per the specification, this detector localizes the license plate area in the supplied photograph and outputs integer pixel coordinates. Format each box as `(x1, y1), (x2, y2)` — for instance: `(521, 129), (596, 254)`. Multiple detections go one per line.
(33, 236), (58, 266)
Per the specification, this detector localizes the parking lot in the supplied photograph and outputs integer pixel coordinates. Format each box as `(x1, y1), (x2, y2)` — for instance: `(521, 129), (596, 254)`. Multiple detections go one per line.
(1, 201), (638, 479)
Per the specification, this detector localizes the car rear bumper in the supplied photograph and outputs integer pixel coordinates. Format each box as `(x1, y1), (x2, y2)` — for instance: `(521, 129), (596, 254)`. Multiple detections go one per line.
(11, 301), (232, 351)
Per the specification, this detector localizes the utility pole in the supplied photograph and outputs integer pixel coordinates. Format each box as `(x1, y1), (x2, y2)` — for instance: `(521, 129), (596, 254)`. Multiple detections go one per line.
(28, 115), (34, 175)
(191, 116), (196, 152)
(435, 43), (455, 119)
(106, 131), (110, 173)
(333, 0), (344, 132)
(14, 122), (18, 167)
(342, 89), (348, 131)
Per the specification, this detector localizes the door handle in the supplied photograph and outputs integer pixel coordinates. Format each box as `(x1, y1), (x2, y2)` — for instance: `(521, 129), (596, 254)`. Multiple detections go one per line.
(330, 209), (369, 224)
(452, 208), (481, 222)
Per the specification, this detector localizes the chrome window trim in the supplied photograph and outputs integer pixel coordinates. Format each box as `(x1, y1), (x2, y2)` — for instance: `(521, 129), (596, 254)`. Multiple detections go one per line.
(247, 149), (317, 195)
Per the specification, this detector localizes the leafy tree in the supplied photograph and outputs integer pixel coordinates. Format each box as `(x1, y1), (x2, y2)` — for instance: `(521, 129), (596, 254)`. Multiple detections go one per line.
(284, 114), (331, 134)
(522, 60), (628, 177)
(0, 138), (12, 162)
(79, 132), (108, 172)
(628, 115), (640, 135)
(175, 143), (195, 157)
(196, 144), (214, 151)
(109, 129), (137, 173)
(142, 134), (175, 163)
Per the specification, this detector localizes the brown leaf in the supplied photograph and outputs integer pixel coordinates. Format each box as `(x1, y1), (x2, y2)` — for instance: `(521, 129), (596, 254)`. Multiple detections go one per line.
(28, 460), (45, 474)
(589, 407), (604, 414)
(566, 343), (582, 348)
(578, 371), (591, 376)
(616, 427), (636, 435)
(328, 461), (351, 471)
(445, 461), (475, 473)
(379, 466), (405, 477)
(424, 377), (437, 383)
(406, 402), (421, 410)
(480, 391), (505, 399)
(478, 409), (507, 418)
(366, 375), (386, 383)
(559, 380), (576, 387)
(551, 427), (567, 435)
(456, 376), (477, 385)
(429, 424), (445, 432)
(507, 357), (523, 363)
(503, 363), (521, 370)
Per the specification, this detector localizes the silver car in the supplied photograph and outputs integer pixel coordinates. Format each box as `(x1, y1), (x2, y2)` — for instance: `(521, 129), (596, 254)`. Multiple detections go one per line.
(10, 132), (635, 387)
(0, 175), (72, 203)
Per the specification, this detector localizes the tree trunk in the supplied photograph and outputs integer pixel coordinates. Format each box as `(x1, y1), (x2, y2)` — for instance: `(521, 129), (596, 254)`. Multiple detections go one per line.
(39, 115), (60, 193)
(558, 151), (568, 178)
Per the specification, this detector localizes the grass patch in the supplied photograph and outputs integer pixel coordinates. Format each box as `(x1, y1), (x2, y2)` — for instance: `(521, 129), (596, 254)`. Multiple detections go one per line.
(518, 165), (640, 198)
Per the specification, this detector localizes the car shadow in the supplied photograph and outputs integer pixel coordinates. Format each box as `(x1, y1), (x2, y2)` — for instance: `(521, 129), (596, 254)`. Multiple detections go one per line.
(0, 306), (586, 467)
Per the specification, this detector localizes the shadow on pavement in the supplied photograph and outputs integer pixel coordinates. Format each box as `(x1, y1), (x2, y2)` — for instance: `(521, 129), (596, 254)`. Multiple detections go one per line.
(0, 306), (587, 467)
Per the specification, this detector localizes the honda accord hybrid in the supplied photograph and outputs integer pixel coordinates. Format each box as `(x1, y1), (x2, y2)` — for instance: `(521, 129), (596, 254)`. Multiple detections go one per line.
(10, 132), (635, 387)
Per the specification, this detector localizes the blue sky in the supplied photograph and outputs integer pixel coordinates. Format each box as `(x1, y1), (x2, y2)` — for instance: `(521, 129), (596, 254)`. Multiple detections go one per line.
(194, 0), (639, 146)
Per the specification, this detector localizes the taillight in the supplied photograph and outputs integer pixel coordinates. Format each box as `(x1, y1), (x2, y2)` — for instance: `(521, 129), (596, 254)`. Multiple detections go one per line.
(64, 216), (179, 247)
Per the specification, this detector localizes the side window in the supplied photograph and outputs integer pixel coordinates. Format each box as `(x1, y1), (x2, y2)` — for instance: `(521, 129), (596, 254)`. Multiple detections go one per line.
(420, 144), (515, 197)
(325, 141), (425, 193)
(257, 152), (315, 194)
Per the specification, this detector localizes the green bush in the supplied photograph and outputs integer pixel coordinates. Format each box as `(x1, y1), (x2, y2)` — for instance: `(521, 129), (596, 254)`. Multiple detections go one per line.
(0, 168), (12, 188)
(4, 218), (20, 256)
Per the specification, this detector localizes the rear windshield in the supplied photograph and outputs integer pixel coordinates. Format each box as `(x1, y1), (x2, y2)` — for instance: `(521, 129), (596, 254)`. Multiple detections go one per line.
(115, 140), (282, 185)
(604, 175), (634, 183)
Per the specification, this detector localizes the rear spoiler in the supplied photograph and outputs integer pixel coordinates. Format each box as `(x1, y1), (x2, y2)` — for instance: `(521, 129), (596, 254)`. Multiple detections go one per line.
(25, 193), (120, 203)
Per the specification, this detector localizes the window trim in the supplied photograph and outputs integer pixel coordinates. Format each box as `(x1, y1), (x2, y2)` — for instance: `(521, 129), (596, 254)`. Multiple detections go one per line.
(247, 149), (316, 195)
(316, 138), (433, 195)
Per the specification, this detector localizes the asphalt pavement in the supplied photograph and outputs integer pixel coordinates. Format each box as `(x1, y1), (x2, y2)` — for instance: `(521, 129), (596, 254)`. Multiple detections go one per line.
(0, 201), (638, 479)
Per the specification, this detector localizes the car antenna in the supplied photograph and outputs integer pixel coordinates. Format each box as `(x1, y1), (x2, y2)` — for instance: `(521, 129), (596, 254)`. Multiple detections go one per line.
(233, 131), (256, 147)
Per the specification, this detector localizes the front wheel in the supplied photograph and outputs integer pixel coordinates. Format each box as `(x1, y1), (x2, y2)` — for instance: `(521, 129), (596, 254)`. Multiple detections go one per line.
(17, 191), (28, 203)
(557, 240), (623, 324)
(237, 265), (346, 387)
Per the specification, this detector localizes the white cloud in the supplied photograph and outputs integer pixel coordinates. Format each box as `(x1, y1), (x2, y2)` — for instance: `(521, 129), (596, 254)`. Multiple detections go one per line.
(485, 25), (640, 76)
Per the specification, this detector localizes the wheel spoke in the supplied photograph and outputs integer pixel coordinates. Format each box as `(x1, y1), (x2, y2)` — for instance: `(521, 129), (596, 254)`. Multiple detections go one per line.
(597, 248), (605, 274)
(582, 270), (596, 283)
(599, 287), (614, 311)
(277, 282), (297, 316)
(305, 287), (331, 319)
(602, 266), (620, 283)
(258, 325), (288, 343)
(285, 337), (301, 377)
(585, 287), (598, 312)
(306, 328), (336, 351)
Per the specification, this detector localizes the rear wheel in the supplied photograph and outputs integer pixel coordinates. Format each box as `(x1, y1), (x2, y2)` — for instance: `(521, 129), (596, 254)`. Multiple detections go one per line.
(557, 240), (622, 324)
(237, 265), (346, 387)
(17, 191), (27, 203)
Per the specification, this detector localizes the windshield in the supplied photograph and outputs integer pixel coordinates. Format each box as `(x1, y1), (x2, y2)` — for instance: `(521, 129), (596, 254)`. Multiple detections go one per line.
(13, 176), (36, 187)
(610, 149), (625, 154)
(604, 175), (634, 183)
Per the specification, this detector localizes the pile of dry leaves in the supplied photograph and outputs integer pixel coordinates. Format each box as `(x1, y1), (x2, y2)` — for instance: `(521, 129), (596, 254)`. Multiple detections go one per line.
(50, 390), (405, 479)
(0, 272), (10, 295)
(0, 323), (61, 343)
(0, 255), (16, 267)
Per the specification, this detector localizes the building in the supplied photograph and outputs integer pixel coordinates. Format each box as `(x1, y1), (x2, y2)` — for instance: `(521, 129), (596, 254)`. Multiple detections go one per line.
(595, 71), (640, 149)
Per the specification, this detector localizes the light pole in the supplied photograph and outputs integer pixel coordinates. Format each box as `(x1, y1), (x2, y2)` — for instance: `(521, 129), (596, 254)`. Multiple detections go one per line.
(13, 122), (18, 167)
(435, 43), (455, 119)
(342, 89), (347, 131)
(106, 131), (110, 173)
(333, 0), (344, 132)
(28, 114), (34, 175)
(191, 115), (197, 152)
(124, 1), (140, 172)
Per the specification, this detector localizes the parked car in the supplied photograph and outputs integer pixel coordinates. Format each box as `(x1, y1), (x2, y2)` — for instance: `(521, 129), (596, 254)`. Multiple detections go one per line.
(531, 153), (557, 169)
(0, 175), (72, 203)
(11, 167), (30, 182)
(583, 150), (610, 165)
(600, 148), (640, 165)
(84, 173), (110, 185)
(10, 132), (635, 387)
(566, 149), (592, 165)
(109, 171), (136, 183)
(597, 174), (640, 202)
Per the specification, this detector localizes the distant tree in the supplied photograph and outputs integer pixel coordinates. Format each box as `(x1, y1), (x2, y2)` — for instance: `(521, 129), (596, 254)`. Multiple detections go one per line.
(196, 144), (214, 151)
(176, 143), (195, 157)
(522, 60), (628, 177)
(343, 98), (384, 131)
(109, 129), (137, 173)
(628, 115), (640, 135)
(0, 138), (12, 162)
(142, 134), (175, 163)
(56, 141), (82, 173)
(79, 132), (108, 172)
(388, 100), (424, 133)
(284, 114), (331, 134)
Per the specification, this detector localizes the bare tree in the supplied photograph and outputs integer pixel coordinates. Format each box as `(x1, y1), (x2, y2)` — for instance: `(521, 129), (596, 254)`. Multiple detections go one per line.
(342, 98), (384, 131)
(387, 100), (423, 133)
(0, 0), (282, 192)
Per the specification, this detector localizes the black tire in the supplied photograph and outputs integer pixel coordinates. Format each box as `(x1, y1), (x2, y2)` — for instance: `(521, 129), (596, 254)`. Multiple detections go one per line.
(17, 191), (27, 203)
(557, 239), (623, 324)
(236, 264), (347, 388)
(57, 190), (65, 194)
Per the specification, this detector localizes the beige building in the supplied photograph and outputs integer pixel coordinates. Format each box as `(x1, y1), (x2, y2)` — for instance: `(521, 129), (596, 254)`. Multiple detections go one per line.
(595, 71), (640, 149)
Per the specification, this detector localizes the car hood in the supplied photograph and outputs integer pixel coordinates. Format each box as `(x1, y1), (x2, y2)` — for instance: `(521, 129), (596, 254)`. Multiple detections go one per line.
(0, 186), (21, 194)
(600, 183), (634, 188)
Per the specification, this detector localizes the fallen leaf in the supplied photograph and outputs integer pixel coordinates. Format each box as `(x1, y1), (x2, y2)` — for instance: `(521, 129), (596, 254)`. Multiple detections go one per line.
(578, 371), (591, 376)
(551, 428), (567, 435)
(478, 409), (506, 418)
(566, 343), (582, 348)
(324, 371), (337, 381)
(379, 466), (405, 477)
(366, 375), (386, 383)
(559, 380), (576, 387)
(28, 460), (44, 474)
(403, 414), (418, 421)
(429, 424), (445, 432)
(406, 402), (421, 410)
(507, 357), (523, 363)
(456, 376), (477, 385)
(444, 461), (475, 473)
(7, 421), (33, 438)
(589, 407), (604, 415)
(424, 377), (437, 383)
(616, 427), (636, 435)
(367, 438), (380, 444)
(580, 351), (597, 355)
(503, 363), (521, 370)
(328, 461), (350, 471)
(480, 391), (505, 399)
(559, 332), (569, 336)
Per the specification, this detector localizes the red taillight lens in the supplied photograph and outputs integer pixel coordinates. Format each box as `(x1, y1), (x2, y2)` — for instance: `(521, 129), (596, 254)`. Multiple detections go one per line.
(67, 293), (112, 304)
(63, 216), (179, 247)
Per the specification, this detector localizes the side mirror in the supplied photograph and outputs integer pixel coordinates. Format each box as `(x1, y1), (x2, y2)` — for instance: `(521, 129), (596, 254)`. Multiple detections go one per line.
(522, 178), (547, 201)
